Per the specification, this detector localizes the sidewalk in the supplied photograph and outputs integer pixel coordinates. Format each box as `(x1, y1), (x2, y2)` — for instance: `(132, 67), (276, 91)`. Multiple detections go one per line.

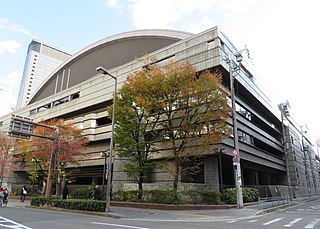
(4, 196), (307, 221)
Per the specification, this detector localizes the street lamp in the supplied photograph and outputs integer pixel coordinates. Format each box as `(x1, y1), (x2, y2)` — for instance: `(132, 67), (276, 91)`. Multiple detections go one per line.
(96, 66), (117, 213)
(278, 101), (293, 201)
(224, 47), (249, 209)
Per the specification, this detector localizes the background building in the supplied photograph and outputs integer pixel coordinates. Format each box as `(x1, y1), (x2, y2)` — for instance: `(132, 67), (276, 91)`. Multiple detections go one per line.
(16, 40), (72, 109)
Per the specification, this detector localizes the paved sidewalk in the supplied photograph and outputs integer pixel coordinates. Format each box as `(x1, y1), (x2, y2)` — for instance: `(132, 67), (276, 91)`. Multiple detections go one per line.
(4, 196), (30, 208)
(3, 196), (310, 221)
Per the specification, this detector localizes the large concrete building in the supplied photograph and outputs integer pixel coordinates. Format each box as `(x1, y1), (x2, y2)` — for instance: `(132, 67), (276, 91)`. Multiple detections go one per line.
(1, 27), (319, 198)
(16, 40), (72, 109)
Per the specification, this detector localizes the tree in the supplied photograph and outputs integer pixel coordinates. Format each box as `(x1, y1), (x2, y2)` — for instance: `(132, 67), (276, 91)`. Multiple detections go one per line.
(0, 132), (20, 187)
(110, 82), (161, 198)
(126, 61), (231, 190)
(26, 119), (88, 196)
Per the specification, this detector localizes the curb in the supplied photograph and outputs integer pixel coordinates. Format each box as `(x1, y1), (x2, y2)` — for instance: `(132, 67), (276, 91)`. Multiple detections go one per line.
(111, 201), (236, 210)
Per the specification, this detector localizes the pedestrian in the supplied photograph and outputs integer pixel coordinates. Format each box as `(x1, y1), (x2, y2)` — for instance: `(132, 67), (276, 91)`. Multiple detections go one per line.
(62, 184), (69, 199)
(20, 185), (27, 202)
(0, 188), (4, 207)
(3, 188), (9, 206)
(91, 185), (101, 200)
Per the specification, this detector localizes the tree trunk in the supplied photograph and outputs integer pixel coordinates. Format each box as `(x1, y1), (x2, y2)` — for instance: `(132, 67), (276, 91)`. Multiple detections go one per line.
(173, 161), (180, 191)
(138, 171), (144, 200)
(56, 173), (62, 198)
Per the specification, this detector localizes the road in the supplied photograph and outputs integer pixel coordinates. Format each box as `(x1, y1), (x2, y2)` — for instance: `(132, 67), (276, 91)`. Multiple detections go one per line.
(0, 198), (320, 228)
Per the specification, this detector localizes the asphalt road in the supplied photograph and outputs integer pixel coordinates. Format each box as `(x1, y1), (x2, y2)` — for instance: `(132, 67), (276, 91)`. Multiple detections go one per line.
(0, 198), (320, 229)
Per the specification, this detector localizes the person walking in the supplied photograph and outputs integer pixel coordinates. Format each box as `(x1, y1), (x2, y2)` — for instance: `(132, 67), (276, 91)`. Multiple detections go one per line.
(3, 188), (9, 206)
(91, 185), (101, 200)
(20, 185), (27, 202)
(0, 188), (4, 207)
(62, 184), (69, 199)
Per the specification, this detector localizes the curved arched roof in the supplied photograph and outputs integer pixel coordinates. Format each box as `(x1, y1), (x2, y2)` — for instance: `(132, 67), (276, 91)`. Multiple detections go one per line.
(28, 29), (193, 104)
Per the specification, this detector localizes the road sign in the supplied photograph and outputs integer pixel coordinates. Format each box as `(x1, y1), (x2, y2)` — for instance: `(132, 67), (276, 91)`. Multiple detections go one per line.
(233, 156), (239, 165)
(232, 149), (238, 156)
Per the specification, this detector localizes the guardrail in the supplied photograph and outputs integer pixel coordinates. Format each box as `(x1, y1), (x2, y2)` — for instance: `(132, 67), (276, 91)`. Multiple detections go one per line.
(258, 196), (291, 210)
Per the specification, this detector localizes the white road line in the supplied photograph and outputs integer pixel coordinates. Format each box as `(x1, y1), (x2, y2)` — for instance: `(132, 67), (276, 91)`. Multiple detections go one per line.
(304, 219), (320, 228)
(284, 218), (303, 227)
(263, 217), (283, 225)
(226, 220), (236, 223)
(0, 216), (32, 229)
(249, 220), (258, 223)
(92, 222), (151, 229)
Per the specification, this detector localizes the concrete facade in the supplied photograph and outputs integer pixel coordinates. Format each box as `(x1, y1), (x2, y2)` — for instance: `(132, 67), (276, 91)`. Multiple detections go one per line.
(0, 27), (319, 197)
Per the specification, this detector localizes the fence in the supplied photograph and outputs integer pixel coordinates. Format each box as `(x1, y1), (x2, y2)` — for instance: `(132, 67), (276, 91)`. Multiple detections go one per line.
(258, 196), (291, 210)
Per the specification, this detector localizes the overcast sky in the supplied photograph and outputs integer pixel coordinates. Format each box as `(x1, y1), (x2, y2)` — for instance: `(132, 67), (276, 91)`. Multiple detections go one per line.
(0, 0), (319, 145)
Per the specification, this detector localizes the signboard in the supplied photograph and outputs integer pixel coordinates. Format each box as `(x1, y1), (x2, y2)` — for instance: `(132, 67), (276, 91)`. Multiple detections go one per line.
(233, 156), (238, 165)
(232, 149), (238, 156)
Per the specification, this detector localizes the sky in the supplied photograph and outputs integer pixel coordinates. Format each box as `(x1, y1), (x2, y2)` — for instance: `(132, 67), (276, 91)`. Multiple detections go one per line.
(0, 0), (319, 146)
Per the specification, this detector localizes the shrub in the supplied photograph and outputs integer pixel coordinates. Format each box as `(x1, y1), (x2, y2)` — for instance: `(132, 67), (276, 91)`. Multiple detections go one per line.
(113, 189), (221, 205)
(181, 190), (221, 205)
(30, 197), (105, 212)
(69, 188), (92, 199)
(143, 190), (180, 205)
(222, 187), (259, 204)
(242, 187), (259, 203)
(112, 190), (142, 202)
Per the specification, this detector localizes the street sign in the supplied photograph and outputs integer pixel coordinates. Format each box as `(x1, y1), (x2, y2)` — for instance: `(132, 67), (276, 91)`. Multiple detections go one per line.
(232, 149), (238, 156)
(233, 156), (239, 165)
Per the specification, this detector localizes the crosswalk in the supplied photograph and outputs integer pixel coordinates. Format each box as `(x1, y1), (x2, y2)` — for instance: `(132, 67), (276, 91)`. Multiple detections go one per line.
(226, 217), (320, 228)
(0, 216), (31, 229)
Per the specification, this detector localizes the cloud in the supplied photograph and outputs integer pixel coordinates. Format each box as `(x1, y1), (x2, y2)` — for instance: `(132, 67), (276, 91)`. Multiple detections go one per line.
(0, 71), (21, 99)
(0, 71), (21, 115)
(0, 18), (34, 37)
(0, 40), (21, 54)
(105, 0), (125, 12)
(127, 0), (258, 31)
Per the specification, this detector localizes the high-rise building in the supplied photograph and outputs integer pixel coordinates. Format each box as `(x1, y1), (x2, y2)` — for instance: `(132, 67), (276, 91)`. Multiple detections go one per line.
(16, 40), (72, 109)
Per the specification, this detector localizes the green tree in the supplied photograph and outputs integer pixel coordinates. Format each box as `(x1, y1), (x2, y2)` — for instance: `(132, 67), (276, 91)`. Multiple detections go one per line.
(126, 61), (231, 190)
(110, 82), (161, 198)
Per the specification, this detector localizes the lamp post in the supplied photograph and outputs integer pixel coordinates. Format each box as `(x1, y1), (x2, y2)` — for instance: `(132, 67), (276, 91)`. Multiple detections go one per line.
(278, 101), (293, 201)
(224, 47), (249, 209)
(96, 66), (117, 213)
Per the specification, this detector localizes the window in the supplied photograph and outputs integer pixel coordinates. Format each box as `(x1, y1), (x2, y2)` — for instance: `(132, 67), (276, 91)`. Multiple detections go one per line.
(70, 92), (80, 100)
(207, 39), (216, 50)
(96, 117), (111, 126)
(30, 109), (37, 115)
(238, 130), (254, 145)
(236, 103), (252, 120)
(53, 96), (69, 107)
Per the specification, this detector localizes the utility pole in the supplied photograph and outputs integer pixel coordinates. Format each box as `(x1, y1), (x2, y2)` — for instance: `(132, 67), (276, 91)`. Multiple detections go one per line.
(278, 101), (293, 201)
(224, 47), (249, 209)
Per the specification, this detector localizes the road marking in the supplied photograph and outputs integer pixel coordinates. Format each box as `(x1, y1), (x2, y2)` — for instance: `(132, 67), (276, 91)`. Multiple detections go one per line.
(226, 220), (236, 223)
(0, 216), (32, 229)
(92, 222), (151, 229)
(304, 218), (320, 228)
(284, 218), (303, 227)
(263, 217), (283, 225)
(249, 220), (257, 223)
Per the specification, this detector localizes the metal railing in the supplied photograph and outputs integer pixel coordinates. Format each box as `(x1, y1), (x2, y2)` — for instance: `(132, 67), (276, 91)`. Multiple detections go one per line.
(258, 196), (291, 210)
